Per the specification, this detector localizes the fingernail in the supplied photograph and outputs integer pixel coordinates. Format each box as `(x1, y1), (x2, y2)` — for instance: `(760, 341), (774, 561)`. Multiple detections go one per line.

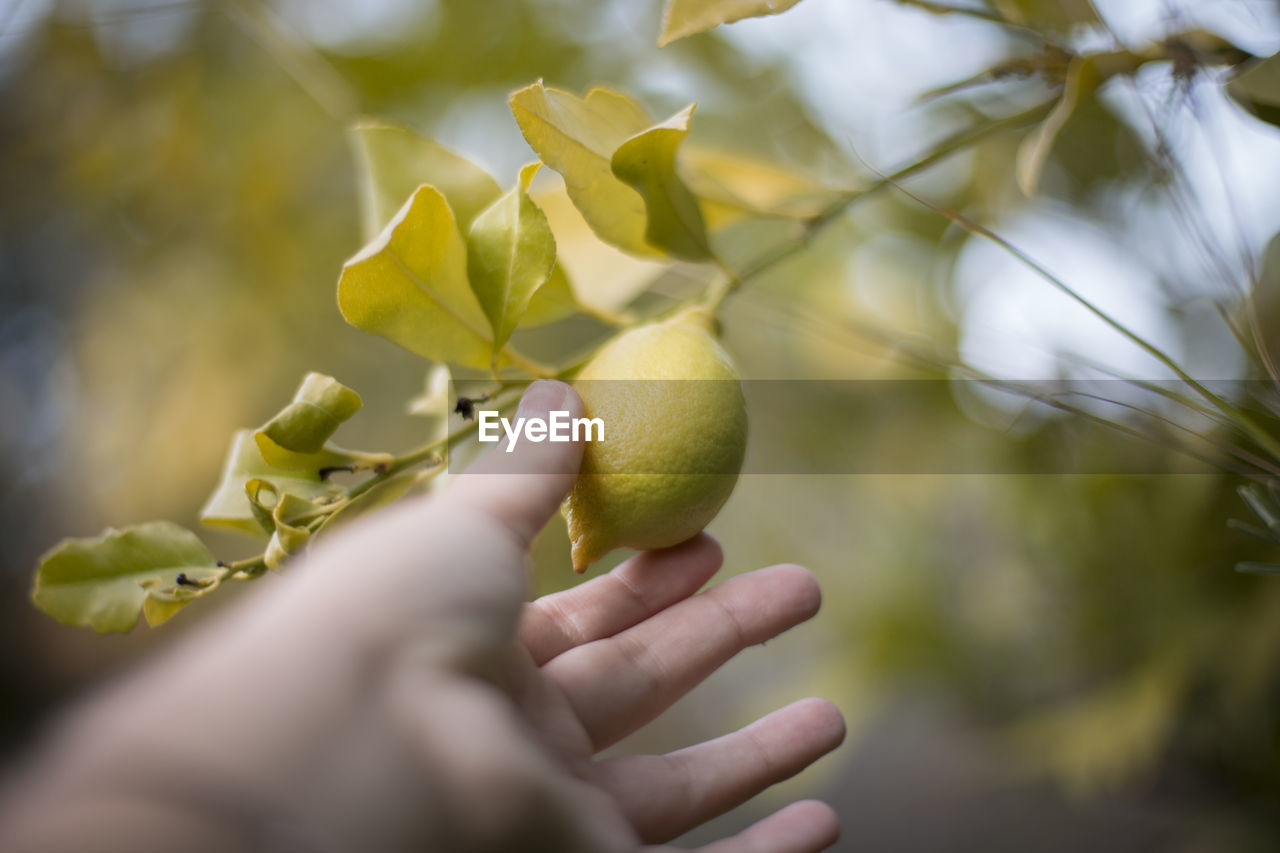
(517, 380), (570, 417)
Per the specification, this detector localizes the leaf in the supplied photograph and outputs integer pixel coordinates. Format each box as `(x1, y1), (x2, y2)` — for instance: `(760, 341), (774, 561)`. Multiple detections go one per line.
(32, 522), (220, 633)
(1016, 55), (1101, 196)
(659, 0), (806, 46)
(1227, 52), (1280, 129)
(681, 145), (841, 230)
(254, 373), (364, 468)
(350, 121), (503, 241)
(521, 261), (579, 327)
(611, 105), (711, 261)
(200, 430), (340, 535)
(509, 82), (658, 258)
(264, 493), (318, 569)
(407, 364), (454, 418)
(466, 163), (558, 351)
(338, 185), (494, 368)
(531, 181), (669, 313)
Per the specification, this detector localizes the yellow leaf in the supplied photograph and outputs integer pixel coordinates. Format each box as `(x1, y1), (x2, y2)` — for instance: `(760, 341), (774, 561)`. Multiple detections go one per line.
(659, 0), (807, 46)
(510, 82), (658, 258)
(531, 178), (669, 314)
(338, 185), (493, 368)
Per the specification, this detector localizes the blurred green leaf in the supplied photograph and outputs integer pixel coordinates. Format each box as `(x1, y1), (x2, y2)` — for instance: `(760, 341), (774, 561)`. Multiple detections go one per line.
(1227, 52), (1280, 129)
(659, 0), (806, 46)
(466, 162), (558, 351)
(350, 121), (503, 241)
(406, 364), (453, 419)
(682, 145), (840, 229)
(509, 82), (658, 258)
(200, 431), (340, 535)
(612, 104), (711, 261)
(338, 185), (494, 368)
(32, 522), (220, 633)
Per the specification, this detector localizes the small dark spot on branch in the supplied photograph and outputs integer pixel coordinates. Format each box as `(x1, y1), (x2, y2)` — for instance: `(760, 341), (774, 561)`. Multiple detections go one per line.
(454, 394), (491, 420)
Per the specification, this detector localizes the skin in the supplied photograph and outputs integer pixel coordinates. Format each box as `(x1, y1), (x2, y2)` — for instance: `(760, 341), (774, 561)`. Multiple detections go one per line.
(0, 381), (845, 852)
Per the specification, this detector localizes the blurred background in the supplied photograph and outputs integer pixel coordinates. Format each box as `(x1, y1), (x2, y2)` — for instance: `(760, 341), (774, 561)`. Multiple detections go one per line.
(4, 0), (1280, 849)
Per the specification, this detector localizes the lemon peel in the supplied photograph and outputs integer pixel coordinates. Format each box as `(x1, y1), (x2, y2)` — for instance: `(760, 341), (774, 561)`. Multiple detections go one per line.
(564, 306), (747, 572)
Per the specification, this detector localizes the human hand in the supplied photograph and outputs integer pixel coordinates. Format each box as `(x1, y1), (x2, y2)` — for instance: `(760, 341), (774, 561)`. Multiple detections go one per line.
(0, 381), (844, 852)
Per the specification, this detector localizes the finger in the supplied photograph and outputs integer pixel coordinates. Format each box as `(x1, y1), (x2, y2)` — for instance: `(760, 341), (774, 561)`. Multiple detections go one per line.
(657, 800), (840, 853)
(293, 381), (583, 665)
(598, 698), (845, 844)
(520, 534), (723, 665)
(545, 563), (822, 749)
(446, 379), (585, 549)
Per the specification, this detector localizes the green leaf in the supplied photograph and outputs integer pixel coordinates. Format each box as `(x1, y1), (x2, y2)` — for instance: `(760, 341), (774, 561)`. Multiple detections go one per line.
(659, 0), (806, 46)
(350, 121), (503, 241)
(32, 522), (220, 633)
(611, 104), (711, 261)
(466, 162), (558, 352)
(254, 373), (384, 471)
(521, 261), (579, 327)
(509, 82), (658, 258)
(200, 430), (340, 535)
(338, 185), (494, 368)
(1227, 52), (1280, 129)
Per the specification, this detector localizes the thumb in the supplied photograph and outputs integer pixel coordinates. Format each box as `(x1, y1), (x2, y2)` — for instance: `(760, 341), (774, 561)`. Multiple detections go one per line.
(447, 380), (585, 549)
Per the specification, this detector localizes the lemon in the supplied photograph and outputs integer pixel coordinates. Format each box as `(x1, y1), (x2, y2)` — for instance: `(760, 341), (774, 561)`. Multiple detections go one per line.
(564, 306), (747, 572)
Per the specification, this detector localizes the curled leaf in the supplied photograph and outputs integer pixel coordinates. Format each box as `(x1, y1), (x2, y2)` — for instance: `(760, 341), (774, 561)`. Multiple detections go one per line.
(254, 373), (389, 471)
(510, 82), (657, 258)
(612, 104), (710, 261)
(200, 431), (340, 535)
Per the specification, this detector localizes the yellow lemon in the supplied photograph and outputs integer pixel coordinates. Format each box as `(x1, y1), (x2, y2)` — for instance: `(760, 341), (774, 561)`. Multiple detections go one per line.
(564, 306), (747, 572)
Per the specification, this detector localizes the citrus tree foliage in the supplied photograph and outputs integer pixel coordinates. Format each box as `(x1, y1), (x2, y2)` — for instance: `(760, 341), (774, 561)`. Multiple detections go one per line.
(29, 0), (1280, 616)
(22, 0), (1280, 827)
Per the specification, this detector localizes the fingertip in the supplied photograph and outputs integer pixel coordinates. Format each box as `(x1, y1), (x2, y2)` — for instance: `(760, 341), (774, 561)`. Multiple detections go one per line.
(448, 380), (585, 548)
(766, 563), (822, 621)
(619, 532), (724, 582)
(780, 800), (841, 849)
(791, 697), (847, 751)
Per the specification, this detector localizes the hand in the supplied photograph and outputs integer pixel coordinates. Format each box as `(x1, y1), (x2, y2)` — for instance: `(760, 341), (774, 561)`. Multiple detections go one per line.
(0, 381), (844, 852)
